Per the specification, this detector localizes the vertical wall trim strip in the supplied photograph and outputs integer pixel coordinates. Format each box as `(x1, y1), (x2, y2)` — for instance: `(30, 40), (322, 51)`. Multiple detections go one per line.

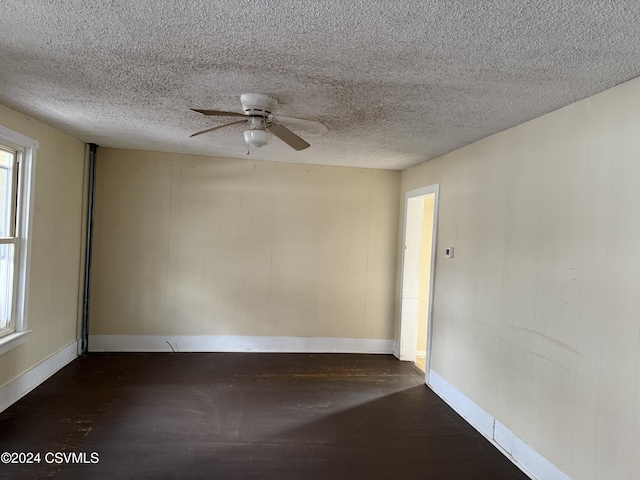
(81, 143), (98, 356)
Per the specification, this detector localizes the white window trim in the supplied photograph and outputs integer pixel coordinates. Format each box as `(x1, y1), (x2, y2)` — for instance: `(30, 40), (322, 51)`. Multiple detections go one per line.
(0, 125), (38, 355)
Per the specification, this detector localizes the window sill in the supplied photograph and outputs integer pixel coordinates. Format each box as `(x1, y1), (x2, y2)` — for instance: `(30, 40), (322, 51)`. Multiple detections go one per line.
(0, 330), (31, 355)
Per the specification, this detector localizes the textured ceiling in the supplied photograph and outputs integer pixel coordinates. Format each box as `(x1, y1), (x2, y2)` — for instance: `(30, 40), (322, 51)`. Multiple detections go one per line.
(2, 1), (640, 170)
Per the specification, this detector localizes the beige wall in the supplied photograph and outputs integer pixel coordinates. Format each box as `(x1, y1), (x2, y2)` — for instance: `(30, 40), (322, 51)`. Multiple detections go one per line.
(400, 76), (640, 479)
(0, 104), (86, 388)
(90, 149), (400, 340)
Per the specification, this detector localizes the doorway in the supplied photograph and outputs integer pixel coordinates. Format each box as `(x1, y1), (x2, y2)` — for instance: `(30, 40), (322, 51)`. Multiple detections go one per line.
(399, 185), (439, 383)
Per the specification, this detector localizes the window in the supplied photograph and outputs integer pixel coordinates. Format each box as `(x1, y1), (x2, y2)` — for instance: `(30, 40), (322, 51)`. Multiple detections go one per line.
(0, 143), (19, 337)
(0, 125), (37, 355)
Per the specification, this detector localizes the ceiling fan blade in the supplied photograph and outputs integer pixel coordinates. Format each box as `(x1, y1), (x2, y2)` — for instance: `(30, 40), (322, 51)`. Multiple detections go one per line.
(268, 124), (310, 150)
(273, 115), (329, 133)
(191, 109), (246, 117)
(190, 119), (247, 137)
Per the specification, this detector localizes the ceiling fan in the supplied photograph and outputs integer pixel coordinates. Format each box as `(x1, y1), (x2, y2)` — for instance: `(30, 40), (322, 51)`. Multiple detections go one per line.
(190, 94), (329, 151)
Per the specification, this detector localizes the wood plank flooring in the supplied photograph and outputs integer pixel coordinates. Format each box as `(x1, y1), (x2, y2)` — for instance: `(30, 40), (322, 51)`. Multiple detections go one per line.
(0, 353), (529, 479)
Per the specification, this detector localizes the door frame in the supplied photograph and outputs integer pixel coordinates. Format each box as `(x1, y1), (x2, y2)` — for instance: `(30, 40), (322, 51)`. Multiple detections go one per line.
(398, 183), (439, 384)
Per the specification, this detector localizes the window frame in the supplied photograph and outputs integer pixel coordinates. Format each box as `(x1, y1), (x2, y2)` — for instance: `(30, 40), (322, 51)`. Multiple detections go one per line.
(0, 124), (38, 355)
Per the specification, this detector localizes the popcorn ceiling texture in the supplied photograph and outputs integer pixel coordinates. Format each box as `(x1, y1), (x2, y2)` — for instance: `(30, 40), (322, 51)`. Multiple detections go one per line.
(1, 0), (640, 169)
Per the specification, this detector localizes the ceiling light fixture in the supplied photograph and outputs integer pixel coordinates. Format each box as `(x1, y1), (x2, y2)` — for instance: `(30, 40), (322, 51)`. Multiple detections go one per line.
(243, 128), (272, 148)
(243, 115), (272, 148)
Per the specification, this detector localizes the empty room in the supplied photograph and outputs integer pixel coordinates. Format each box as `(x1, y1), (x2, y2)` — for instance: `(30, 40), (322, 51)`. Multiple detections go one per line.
(2, 1), (640, 479)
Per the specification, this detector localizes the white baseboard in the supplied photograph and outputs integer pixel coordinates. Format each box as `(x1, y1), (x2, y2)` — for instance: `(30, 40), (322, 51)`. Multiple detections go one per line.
(89, 335), (395, 354)
(0, 340), (79, 413)
(429, 370), (571, 480)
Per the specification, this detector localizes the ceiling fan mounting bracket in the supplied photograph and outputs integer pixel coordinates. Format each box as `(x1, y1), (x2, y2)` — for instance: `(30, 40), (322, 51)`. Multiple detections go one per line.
(240, 93), (278, 118)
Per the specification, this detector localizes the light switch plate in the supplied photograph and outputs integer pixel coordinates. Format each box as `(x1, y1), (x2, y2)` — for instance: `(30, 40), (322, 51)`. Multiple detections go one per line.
(445, 247), (454, 258)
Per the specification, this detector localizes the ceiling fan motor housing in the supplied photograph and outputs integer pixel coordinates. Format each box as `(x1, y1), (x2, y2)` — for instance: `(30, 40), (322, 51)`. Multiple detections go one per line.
(240, 93), (278, 117)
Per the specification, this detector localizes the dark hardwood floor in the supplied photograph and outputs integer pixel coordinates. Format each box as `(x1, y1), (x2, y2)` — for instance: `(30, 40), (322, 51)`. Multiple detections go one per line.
(0, 353), (529, 479)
